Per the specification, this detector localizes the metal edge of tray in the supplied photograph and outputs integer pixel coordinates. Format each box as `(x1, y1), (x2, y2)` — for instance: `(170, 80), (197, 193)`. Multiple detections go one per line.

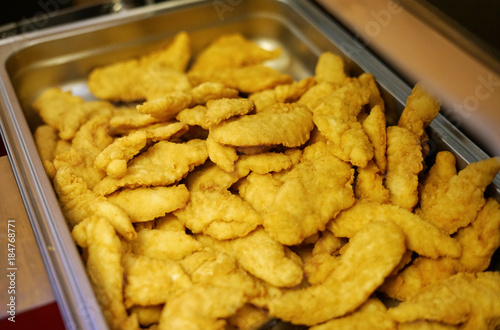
(0, 0), (498, 329)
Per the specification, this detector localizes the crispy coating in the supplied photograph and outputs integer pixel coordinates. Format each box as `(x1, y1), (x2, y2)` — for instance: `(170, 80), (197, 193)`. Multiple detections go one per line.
(188, 65), (293, 94)
(267, 221), (405, 325)
(455, 198), (500, 272)
(226, 304), (269, 330)
(387, 272), (500, 328)
(210, 102), (314, 148)
(71, 216), (136, 329)
(303, 230), (347, 285)
(380, 198), (500, 301)
(249, 77), (316, 112)
(174, 188), (262, 240)
(180, 248), (263, 298)
(93, 139), (208, 195)
(109, 107), (160, 136)
(354, 161), (390, 203)
(158, 285), (245, 330)
(32, 88), (114, 140)
(34, 125), (59, 179)
(312, 80), (374, 167)
(88, 31), (191, 101)
(107, 185), (190, 222)
(53, 114), (113, 189)
(206, 135), (238, 172)
(176, 105), (209, 129)
(131, 228), (203, 261)
(53, 166), (137, 240)
(136, 91), (195, 121)
(196, 228), (304, 288)
(239, 141), (355, 245)
(299, 82), (341, 111)
(205, 98), (254, 128)
(398, 83), (440, 143)
(189, 33), (281, 72)
(95, 122), (188, 178)
(314, 52), (347, 84)
(418, 156), (500, 234)
(191, 82), (239, 104)
(310, 298), (396, 330)
(129, 305), (163, 328)
(123, 253), (191, 308)
(362, 104), (387, 172)
(358, 73), (386, 112)
(328, 200), (461, 259)
(385, 125), (423, 210)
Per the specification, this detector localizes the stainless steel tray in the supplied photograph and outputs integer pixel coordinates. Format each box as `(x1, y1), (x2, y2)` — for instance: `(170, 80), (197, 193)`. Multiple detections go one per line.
(0, 0), (498, 329)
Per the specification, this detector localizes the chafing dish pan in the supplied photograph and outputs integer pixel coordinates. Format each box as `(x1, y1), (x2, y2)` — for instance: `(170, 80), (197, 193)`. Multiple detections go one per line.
(0, 0), (498, 328)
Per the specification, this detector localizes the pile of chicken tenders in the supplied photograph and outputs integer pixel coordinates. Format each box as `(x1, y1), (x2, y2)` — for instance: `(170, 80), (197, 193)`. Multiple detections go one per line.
(33, 31), (500, 329)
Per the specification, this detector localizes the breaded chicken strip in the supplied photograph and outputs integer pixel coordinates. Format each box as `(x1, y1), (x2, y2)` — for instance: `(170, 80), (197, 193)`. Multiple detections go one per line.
(385, 125), (423, 210)
(72, 216), (138, 329)
(418, 155), (500, 234)
(312, 80), (374, 167)
(328, 200), (460, 259)
(267, 221), (405, 325)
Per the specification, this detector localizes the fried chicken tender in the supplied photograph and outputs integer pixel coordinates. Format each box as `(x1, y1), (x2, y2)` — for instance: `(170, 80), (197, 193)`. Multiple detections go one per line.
(107, 185), (190, 222)
(249, 77), (316, 112)
(303, 230), (347, 285)
(95, 122), (188, 178)
(109, 107), (160, 136)
(32, 88), (115, 141)
(53, 114), (114, 189)
(93, 139), (208, 196)
(71, 216), (137, 329)
(358, 73), (386, 112)
(298, 82), (341, 111)
(196, 228), (304, 288)
(190, 82), (239, 105)
(189, 65), (294, 94)
(226, 304), (269, 330)
(398, 83), (441, 144)
(314, 52), (347, 84)
(206, 135), (238, 172)
(418, 155), (500, 234)
(205, 98), (254, 128)
(122, 252), (191, 308)
(362, 104), (387, 172)
(387, 272), (500, 328)
(210, 102), (314, 148)
(180, 248), (263, 298)
(312, 80), (374, 167)
(129, 305), (163, 328)
(174, 188), (262, 240)
(328, 200), (460, 259)
(385, 125), (423, 210)
(136, 91), (195, 121)
(175, 105), (209, 129)
(267, 221), (405, 325)
(131, 228), (203, 261)
(379, 198), (500, 301)
(354, 161), (390, 203)
(34, 125), (59, 179)
(53, 166), (137, 240)
(158, 285), (246, 330)
(310, 298), (396, 330)
(88, 31), (191, 101)
(239, 141), (355, 245)
(189, 33), (281, 72)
